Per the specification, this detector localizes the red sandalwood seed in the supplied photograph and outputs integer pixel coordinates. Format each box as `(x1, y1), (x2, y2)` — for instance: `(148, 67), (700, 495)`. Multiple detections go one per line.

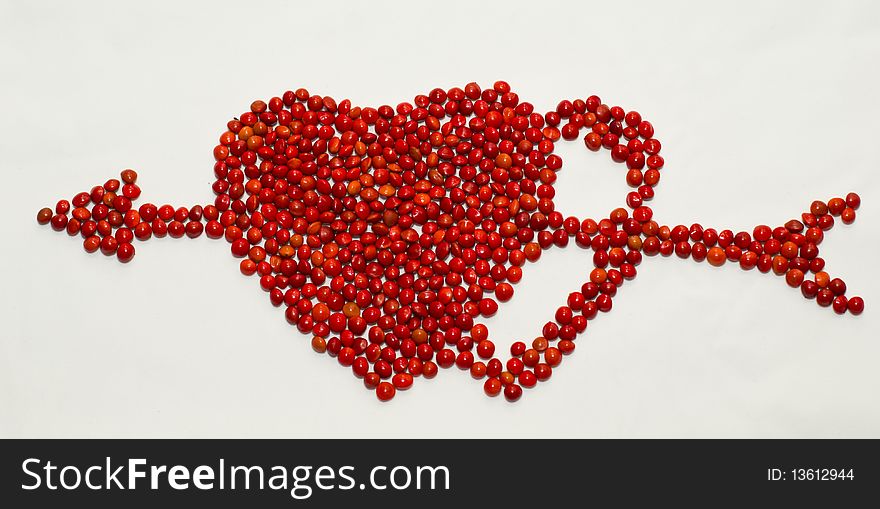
(376, 382), (396, 402)
(847, 296), (864, 315)
(817, 289), (834, 307)
(826, 198), (844, 216)
(504, 383), (523, 402)
(37, 208), (53, 225)
(99, 235), (118, 255)
(846, 193), (860, 209)
(83, 235), (101, 253)
(484, 377), (502, 396)
(785, 269), (804, 288)
(117, 243), (135, 263)
(832, 296), (848, 314)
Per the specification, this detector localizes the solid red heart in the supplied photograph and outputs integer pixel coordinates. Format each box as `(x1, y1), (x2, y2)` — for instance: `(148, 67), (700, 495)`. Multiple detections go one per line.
(37, 81), (865, 402)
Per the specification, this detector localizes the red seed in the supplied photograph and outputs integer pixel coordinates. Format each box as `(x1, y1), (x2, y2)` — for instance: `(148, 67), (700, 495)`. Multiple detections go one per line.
(99, 235), (118, 255)
(832, 295), (848, 314)
(37, 207), (53, 225)
(484, 377), (502, 396)
(504, 383), (523, 402)
(376, 382), (396, 402)
(845, 192), (860, 209)
(847, 296), (864, 315)
(83, 235), (101, 253)
(785, 269), (804, 288)
(706, 247), (726, 267)
(117, 243), (135, 263)
(392, 373), (413, 389)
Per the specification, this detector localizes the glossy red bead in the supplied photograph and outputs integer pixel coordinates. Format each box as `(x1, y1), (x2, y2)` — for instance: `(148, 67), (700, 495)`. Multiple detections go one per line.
(503, 383), (523, 402)
(376, 382), (396, 402)
(847, 296), (864, 315)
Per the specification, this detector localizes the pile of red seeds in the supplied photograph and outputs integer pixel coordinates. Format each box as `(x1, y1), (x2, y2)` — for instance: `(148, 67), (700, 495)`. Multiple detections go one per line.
(37, 81), (864, 402)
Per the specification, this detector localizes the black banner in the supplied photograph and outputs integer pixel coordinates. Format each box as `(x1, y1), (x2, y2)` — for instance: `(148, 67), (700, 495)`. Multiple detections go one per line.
(1, 440), (874, 506)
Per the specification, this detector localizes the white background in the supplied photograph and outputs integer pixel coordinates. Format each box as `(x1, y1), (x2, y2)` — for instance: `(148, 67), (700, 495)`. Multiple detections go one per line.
(1, 0), (878, 438)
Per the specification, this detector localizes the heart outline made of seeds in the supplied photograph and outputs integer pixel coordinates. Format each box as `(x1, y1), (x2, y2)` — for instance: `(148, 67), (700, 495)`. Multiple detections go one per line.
(37, 81), (865, 402)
